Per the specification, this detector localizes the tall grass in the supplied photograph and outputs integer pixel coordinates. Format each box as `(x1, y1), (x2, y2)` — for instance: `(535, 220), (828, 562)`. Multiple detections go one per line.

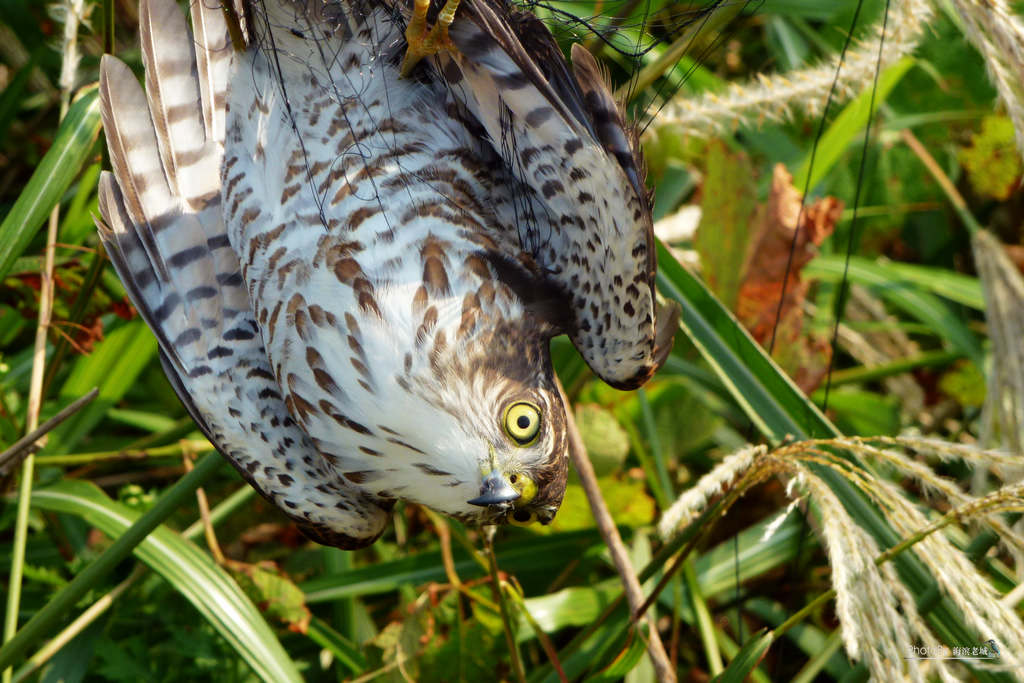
(0, 0), (1022, 680)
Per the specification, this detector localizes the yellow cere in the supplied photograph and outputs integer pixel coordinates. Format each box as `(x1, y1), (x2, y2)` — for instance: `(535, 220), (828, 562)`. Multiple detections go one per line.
(508, 471), (537, 505)
(507, 471), (538, 525)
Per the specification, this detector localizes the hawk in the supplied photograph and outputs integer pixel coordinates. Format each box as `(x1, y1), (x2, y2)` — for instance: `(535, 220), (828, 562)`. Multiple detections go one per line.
(97, 0), (677, 548)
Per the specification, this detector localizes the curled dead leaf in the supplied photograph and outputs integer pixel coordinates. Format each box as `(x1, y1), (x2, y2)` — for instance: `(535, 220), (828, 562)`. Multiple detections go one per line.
(736, 164), (842, 392)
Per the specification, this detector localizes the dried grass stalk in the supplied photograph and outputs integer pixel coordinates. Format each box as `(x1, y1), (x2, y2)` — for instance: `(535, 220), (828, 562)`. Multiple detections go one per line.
(658, 437), (1024, 679)
(650, 0), (931, 135)
(972, 230), (1024, 459)
(950, 0), (1024, 158)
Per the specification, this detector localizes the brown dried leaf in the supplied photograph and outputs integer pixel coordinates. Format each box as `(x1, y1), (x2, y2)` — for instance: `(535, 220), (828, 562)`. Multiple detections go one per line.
(736, 164), (843, 392)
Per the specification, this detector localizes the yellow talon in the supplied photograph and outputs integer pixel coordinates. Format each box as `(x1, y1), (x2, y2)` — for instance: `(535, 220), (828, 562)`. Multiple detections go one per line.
(400, 0), (461, 77)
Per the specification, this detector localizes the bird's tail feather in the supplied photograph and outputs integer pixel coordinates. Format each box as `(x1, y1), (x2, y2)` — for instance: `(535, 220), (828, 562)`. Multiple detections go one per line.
(99, 0), (235, 348)
(140, 0), (222, 209)
(98, 0), (392, 549)
(192, 0), (238, 143)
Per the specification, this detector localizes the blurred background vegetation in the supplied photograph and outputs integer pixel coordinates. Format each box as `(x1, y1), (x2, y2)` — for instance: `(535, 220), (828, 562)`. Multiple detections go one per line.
(1, 0), (1022, 680)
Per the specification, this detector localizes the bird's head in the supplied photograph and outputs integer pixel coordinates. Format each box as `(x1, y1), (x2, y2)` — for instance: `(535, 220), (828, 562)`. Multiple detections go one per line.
(462, 388), (568, 526)
(391, 321), (569, 527)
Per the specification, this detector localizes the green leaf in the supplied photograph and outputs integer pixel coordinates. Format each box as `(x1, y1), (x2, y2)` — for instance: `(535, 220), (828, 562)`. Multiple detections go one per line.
(792, 57), (916, 191)
(959, 115), (1021, 201)
(713, 629), (773, 683)
(48, 320), (158, 454)
(695, 141), (758, 309)
(366, 599), (433, 681)
(92, 635), (153, 681)
(819, 390), (901, 436)
(938, 360), (986, 408)
(588, 623), (648, 681)
(58, 162), (102, 245)
(805, 255), (984, 311)
(519, 585), (618, 640)
(226, 560), (312, 634)
(619, 379), (724, 463)
(804, 255), (983, 365)
(651, 162), (695, 221)
(550, 478), (655, 532)
(0, 85), (102, 281)
(575, 404), (630, 476)
(30, 479), (302, 683)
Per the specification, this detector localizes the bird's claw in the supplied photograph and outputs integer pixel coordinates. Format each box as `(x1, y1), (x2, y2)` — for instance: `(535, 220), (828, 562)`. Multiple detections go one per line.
(400, 0), (460, 77)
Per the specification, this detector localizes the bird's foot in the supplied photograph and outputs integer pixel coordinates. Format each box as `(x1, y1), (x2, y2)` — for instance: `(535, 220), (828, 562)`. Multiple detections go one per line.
(400, 0), (460, 77)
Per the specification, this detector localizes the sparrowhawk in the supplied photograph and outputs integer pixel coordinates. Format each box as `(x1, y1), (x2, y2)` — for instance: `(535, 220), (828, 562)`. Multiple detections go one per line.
(97, 0), (677, 548)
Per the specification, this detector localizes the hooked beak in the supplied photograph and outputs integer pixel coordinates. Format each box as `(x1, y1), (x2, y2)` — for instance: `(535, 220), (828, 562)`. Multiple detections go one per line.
(467, 469), (521, 507)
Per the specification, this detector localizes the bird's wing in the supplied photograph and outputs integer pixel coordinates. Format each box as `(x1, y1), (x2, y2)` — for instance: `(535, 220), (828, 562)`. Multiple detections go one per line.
(412, 0), (678, 389)
(97, 0), (390, 548)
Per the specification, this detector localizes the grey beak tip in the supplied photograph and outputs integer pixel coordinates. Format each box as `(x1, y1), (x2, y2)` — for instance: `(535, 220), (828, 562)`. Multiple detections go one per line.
(467, 471), (521, 507)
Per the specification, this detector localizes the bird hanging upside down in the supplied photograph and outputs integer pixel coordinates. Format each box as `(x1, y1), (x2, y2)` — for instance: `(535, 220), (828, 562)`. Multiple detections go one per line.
(97, 0), (678, 548)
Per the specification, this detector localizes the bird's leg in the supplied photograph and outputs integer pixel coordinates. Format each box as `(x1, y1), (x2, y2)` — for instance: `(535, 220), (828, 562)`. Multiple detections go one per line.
(400, 0), (461, 77)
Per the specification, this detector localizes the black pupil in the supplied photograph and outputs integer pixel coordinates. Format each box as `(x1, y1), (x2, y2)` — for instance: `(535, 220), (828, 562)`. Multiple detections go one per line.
(516, 415), (531, 429)
(513, 509), (531, 523)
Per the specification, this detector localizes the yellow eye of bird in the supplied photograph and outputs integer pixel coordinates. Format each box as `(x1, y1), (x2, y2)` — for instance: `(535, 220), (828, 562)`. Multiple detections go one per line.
(504, 402), (541, 446)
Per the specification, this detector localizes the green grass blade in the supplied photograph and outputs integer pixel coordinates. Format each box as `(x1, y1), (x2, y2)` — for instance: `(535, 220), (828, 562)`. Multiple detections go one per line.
(48, 320), (158, 454)
(0, 454), (222, 673)
(792, 58), (915, 191)
(745, 599), (850, 680)
(528, 608), (631, 683)
(655, 240), (836, 442)
(585, 622), (647, 681)
(28, 478), (302, 683)
(711, 629), (774, 683)
(525, 511), (808, 649)
(306, 617), (366, 674)
(695, 512), (806, 603)
(0, 85), (101, 281)
(806, 255), (984, 310)
(805, 255), (983, 365)
(302, 530), (601, 602)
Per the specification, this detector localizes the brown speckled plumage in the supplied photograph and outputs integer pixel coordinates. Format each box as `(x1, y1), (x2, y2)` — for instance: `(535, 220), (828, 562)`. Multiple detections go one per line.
(96, 0), (675, 548)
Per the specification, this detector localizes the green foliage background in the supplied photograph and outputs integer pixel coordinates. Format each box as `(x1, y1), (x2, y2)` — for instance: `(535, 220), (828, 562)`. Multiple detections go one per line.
(0, 0), (1021, 680)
